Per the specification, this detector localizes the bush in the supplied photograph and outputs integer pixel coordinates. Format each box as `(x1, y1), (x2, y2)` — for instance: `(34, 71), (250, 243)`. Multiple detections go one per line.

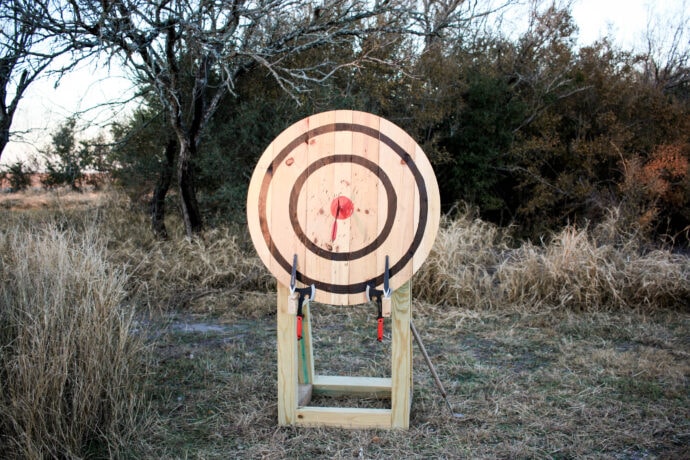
(415, 208), (509, 309)
(0, 224), (147, 458)
(117, 226), (274, 311)
(1, 161), (34, 192)
(416, 206), (690, 312)
(41, 118), (111, 191)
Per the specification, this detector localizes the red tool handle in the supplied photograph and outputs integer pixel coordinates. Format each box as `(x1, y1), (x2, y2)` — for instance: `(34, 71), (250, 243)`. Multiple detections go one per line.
(297, 315), (303, 340)
(377, 317), (384, 342)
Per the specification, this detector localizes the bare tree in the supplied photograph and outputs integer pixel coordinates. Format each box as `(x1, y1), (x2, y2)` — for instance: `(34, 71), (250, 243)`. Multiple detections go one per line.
(640, 0), (690, 95)
(25, 0), (513, 236)
(413, 0), (514, 51)
(0, 0), (84, 160)
(508, 1), (593, 133)
(36, 0), (404, 235)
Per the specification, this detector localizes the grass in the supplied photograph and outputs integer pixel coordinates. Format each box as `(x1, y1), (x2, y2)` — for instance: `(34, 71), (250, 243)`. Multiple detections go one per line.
(0, 220), (148, 458)
(417, 208), (690, 311)
(132, 304), (689, 458)
(1, 188), (688, 458)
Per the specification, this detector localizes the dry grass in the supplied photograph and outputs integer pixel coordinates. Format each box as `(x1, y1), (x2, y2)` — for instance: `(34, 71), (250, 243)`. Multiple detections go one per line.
(65, 191), (275, 314)
(112, 225), (274, 313)
(1, 190), (688, 458)
(418, 207), (690, 312)
(0, 222), (148, 458)
(0, 185), (107, 211)
(415, 212), (508, 309)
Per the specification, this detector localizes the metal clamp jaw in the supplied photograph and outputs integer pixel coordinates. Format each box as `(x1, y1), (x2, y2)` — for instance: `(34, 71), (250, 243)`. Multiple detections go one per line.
(289, 254), (315, 340)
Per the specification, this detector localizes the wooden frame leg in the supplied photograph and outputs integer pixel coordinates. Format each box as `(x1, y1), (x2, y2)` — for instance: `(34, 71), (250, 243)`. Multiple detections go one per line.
(298, 300), (314, 386)
(391, 281), (412, 428)
(277, 283), (297, 425)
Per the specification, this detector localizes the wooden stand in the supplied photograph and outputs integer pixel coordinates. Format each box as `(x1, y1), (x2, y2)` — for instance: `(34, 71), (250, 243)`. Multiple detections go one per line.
(276, 281), (413, 429)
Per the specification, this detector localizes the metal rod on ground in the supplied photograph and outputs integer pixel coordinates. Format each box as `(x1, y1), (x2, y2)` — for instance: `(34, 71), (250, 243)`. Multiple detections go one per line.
(410, 320), (463, 418)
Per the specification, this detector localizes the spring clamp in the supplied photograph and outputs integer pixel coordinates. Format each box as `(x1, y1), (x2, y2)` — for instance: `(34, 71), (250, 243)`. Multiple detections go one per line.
(289, 254), (315, 340)
(366, 256), (392, 341)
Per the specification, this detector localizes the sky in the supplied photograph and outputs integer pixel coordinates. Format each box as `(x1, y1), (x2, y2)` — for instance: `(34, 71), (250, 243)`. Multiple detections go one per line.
(571, 0), (651, 47)
(1, 0), (686, 166)
(2, 57), (136, 165)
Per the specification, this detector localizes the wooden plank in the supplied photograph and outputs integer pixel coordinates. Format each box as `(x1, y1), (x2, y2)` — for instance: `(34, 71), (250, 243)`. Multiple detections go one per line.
(303, 111), (338, 304)
(377, 117), (416, 293)
(298, 301), (314, 385)
(390, 280), (412, 429)
(312, 375), (392, 398)
(412, 143), (441, 273)
(277, 282), (298, 425)
(331, 110), (353, 304)
(295, 407), (392, 429)
(348, 110), (380, 305)
(269, 117), (309, 291)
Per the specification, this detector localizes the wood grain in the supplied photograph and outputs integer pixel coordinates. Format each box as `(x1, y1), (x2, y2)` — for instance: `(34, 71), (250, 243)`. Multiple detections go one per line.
(277, 282), (298, 425)
(390, 280), (412, 428)
(295, 407), (392, 429)
(247, 110), (439, 305)
(298, 300), (314, 385)
(312, 375), (392, 398)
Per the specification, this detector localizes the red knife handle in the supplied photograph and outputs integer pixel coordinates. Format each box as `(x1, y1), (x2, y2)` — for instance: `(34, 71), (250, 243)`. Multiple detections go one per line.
(297, 315), (303, 340)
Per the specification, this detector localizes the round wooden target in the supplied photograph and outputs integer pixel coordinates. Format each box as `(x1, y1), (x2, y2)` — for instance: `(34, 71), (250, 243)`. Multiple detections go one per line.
(247, 110), (440, 305)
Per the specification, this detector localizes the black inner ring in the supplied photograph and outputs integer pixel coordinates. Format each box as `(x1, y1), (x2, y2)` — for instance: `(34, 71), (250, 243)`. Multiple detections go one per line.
(288, 154), (397, 261)
(257, 122), (429, 295)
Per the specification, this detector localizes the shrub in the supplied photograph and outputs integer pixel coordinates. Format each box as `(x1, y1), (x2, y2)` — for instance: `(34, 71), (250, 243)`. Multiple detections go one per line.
(415, 206), (510, 309)
(41, 118), (111, 191)
(1, 161), (34, 192)
(416, 205), (690, 312)
(0, 224), (147, 458)
(118, 226), (274, 311)
(616, 143), (690, 242)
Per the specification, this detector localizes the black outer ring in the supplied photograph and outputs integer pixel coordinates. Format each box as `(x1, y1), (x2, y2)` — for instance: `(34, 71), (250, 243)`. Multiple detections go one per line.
(257, 122), (429, 295)
(288, 154), (397, 261)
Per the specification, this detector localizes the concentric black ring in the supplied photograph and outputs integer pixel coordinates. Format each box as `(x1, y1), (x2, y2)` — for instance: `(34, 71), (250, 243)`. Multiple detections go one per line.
(288, 154), (397, 261)
(257, 123), (429, 295)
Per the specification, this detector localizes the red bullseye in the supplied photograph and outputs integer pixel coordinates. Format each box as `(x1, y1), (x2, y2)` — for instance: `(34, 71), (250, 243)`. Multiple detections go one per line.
(330, 196), (354, 220)
(330, 196), (354, 241)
